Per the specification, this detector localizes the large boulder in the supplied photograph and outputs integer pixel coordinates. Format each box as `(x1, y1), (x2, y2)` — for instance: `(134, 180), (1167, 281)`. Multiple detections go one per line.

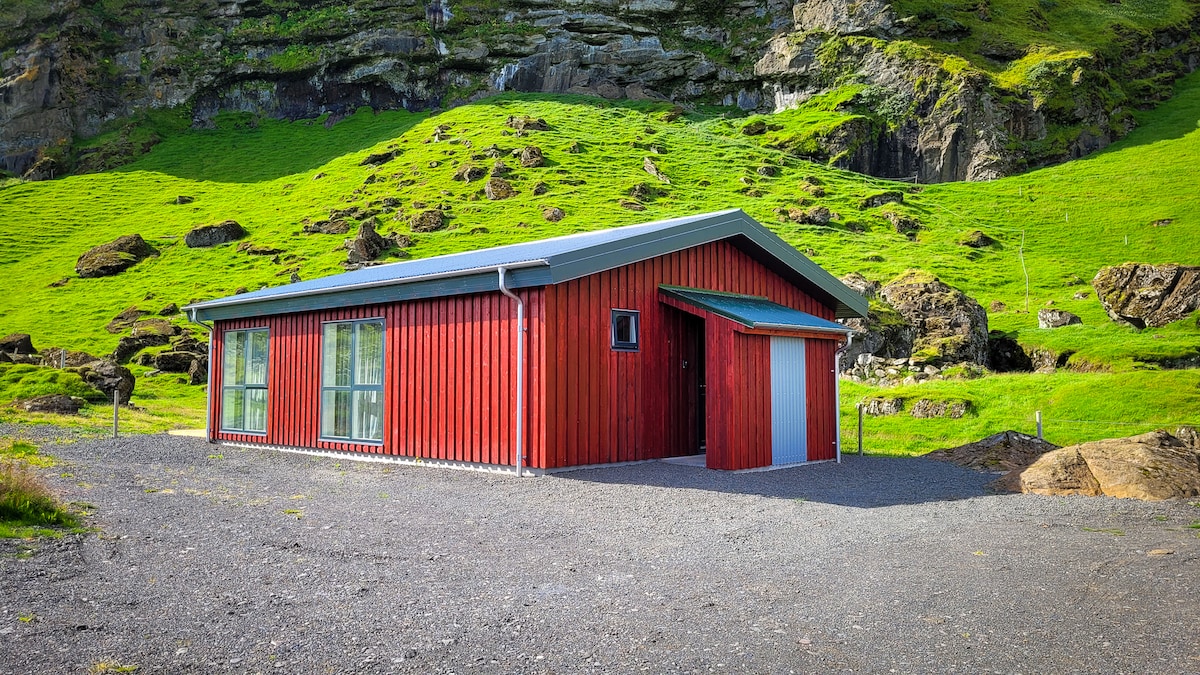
(76, 360), (135, 404)
(76, 234), (159, 278)
(1092, 263), (1200, 328)
(1000, 431), (1200, 500)
(0, 333), (36, 355)
(185, 220), (246, 248)
(879, 272), (989, 366)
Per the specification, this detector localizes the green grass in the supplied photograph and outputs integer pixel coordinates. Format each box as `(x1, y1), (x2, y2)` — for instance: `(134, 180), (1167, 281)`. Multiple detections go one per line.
(0, 442), (81, 538)
(841, 370), (1200, 456)
(0, 65), (1198, 453)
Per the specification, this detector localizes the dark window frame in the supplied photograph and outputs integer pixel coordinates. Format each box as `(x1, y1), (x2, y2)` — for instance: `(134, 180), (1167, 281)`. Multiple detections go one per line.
(611, 309), (640, 352)
(319, 318), (386, 444)
(220, 328), (269, 435)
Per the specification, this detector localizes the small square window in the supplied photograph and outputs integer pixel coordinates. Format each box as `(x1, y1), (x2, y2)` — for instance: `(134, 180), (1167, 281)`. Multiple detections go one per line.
(611, 309), (639, 351)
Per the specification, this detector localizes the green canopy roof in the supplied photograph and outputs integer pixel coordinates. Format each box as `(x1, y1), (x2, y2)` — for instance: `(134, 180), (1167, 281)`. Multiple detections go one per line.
(660, 286), (852, 333)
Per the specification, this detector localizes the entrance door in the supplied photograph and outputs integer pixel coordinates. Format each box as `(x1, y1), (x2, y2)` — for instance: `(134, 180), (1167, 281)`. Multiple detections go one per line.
(770, 336), (807, 465)
(664, 307), (706, 456)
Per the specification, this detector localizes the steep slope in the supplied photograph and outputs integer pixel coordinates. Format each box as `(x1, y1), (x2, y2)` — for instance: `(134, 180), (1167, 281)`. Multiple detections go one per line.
(2, 0), (1197, 183)
(1, 69), (1198, 449)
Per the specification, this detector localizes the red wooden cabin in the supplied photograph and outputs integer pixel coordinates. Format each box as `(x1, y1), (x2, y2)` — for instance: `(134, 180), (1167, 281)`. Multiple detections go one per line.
(186, 210), (868, 474)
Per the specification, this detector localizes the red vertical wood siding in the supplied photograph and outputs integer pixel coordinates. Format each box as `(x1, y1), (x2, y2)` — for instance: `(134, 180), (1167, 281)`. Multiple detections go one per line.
(804, 338), (839, 461)
(212, 289), (544, 466)
(210, 238), (843, 471)
(540, 239), (840, 470)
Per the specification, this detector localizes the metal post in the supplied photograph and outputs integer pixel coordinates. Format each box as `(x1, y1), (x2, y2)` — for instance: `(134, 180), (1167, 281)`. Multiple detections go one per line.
(857, 403), (864, 457)
(113, 391), (120, 439)
(60, 349), (66, 369)
(1036, 410), (1043, 440)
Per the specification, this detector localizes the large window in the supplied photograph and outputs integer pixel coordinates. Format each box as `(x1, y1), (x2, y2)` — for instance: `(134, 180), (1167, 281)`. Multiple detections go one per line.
(321, 319), (385, 442)
(222, 329), (269, 433)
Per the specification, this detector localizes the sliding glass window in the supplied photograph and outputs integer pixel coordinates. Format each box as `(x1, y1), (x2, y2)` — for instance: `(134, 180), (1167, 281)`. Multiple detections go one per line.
(221, 329), (269, 433)
(321, 319), (385, 442)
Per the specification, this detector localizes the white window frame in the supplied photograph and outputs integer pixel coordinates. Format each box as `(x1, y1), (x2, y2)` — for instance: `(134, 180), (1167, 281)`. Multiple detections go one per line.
(320, 318), (386, 443)
(220, 328), (269, 434)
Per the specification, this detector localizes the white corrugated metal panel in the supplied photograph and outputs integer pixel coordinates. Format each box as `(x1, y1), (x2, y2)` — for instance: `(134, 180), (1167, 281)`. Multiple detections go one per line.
(770, 336), (807, 465)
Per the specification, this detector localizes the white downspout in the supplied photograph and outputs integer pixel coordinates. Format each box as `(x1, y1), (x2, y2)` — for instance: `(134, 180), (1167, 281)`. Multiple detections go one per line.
(833, 332), (854, 464)
(497, 267), (526, 477)
(188, 308), (216, 443)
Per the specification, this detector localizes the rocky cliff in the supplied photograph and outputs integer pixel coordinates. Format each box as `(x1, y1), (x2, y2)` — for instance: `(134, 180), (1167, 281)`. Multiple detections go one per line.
(2, 0), (1197, 181)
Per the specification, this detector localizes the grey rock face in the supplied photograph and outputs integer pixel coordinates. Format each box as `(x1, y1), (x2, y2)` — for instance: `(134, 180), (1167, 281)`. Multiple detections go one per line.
(20, 394), (82, 414)
(1092, 263), (1200, 329)
(879, 273), (989, 366)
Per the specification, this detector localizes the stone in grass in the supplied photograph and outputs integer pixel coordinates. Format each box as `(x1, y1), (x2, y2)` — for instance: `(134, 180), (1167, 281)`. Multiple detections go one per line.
(453, 163), (487, 182)
(1037, 308), (1082, 329)
(20, 394), (82, 415)
(862, 397), (904, 416)
(519, 146), (545, 168)
(909, 399), (970, 418)
(860, 191), (905, 209)
(106, 307), (150, 333)
(410, 210), (446, 233)
(485, 178), (517, 200)
(756, 165), (777, 178)
(642, 157), (670, 184)
(158, 303), (179, 316)
(236, 242), (285, 256)
(505, 115), (549, 132)
(345, 219), (391, 264)
(1092, 263), (1200, 329)
(303, 219), (350, 235)
(960, 230), (996, 248)
(491, 159), (511, 177)
(885, 211), (921, 237)
(532, 182), (550, 196)
(741, 120), (767, 136)
(174, 196), (194, 205)
(620, 200), (646, 211)
(543, 207), (565, 222)
(0, 333), (37, 355)
(76, 234), (159, 278)
(360, 150), (398, 166)
(185, 220), (246, 248)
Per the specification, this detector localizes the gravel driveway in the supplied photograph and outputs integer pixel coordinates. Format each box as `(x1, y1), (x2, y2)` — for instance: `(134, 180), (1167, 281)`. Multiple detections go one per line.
(2, 431), (1198, 674)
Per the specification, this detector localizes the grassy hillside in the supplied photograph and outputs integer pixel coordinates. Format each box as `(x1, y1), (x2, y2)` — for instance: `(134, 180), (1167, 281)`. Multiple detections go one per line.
(1, 67), (1199, 452)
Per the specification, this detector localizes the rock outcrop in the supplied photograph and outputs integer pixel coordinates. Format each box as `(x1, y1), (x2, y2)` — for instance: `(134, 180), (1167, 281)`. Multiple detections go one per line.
(987, 331), (1033, 372)
(75, 235), (158, 278)
(2, 0), (1198, 185)
(879, 272), (988, 366)
(999, 431), (1200, 500)
(344, 219), (391, 265)
(76, 359), (135, 404)
(1092, 263), (1200, 329)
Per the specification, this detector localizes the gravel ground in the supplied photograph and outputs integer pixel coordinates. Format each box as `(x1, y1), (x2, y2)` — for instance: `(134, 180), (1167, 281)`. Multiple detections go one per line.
(2, 430), (1199, 674)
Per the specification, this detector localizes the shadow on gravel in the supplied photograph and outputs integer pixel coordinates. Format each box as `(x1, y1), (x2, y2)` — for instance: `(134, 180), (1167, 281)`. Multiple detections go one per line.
(556, 455), (997, 507)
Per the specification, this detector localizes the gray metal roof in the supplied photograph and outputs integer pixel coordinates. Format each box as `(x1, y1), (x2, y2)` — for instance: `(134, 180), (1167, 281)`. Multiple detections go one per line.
(660, 286), (852, 333)
(186, 209), (868, 322)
